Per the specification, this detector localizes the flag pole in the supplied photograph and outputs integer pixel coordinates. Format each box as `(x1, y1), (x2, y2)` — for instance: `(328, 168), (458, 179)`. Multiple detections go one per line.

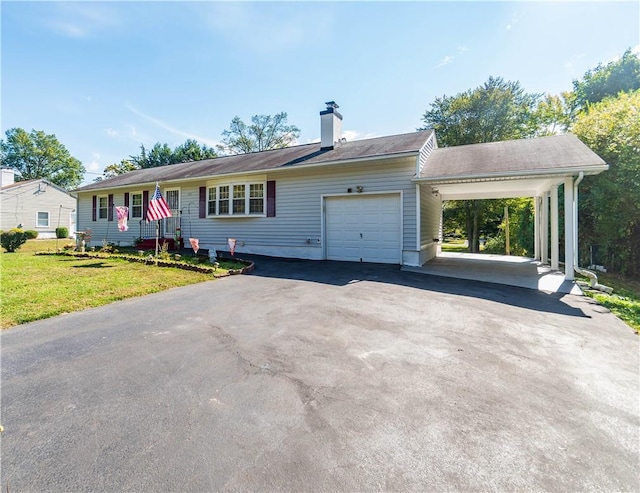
(155, 220), (159, 266)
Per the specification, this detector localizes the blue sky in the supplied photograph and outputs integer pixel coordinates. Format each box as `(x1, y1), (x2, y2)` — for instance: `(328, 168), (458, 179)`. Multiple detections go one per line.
(2, 1), (638, 184)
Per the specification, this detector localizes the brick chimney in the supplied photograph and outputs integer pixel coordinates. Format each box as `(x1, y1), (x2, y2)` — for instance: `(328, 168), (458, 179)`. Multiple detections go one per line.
(320, 101), (343, 150)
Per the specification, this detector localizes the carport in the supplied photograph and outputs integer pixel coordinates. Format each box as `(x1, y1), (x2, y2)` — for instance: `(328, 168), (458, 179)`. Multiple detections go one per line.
(415, 134), (608, 283)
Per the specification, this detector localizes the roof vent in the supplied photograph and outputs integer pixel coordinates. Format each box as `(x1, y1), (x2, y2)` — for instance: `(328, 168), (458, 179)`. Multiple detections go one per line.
(320, 101), (343, 150)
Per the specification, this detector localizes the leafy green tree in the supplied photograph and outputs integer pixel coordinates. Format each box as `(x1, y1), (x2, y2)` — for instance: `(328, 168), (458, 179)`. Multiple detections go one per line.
(218, 112), (300, 155)
(420, 77), (541, 252)
(101, 159), (138, 179)
(572, 90), (640, 276)
(531, 93), (573, 136)
(420, 76), (541, 146)
(0, 128), (85, 189)
(173, 139), (217, 163)
(572, 48), (640, 112)
(99, 140), (218, 180)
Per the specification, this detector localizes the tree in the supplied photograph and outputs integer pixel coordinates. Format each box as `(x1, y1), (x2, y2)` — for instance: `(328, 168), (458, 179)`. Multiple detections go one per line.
(218, 112), (300, 155)
(99, 140), (218, 180)
(419, 77), (541, 252)
(572, 48), (640, 112)
(531, 93), (573, 136)
(572, 90), (640, 276)
(420, 76), (541, 146)
(0, 128), (85, 189)
(173, 139), (218, 163)
(101, 159), (138, 179)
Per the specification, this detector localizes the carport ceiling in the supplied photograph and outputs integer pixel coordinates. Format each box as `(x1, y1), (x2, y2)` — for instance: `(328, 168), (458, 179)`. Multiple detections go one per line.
(429, 175), (566, 200)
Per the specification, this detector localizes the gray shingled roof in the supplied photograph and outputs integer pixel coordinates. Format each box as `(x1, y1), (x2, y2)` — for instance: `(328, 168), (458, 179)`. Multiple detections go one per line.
(76, 131), (433, 192)
(418, 134), (607, 181)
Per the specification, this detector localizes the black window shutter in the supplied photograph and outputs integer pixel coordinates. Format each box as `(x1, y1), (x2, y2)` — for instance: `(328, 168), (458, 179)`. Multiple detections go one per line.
(92, 195), (97, 221)
(266, 180), (276, 217)
(199, 187), (206, 218)
(143, 190), (149, 220)
(124, 192), (130, 208)
(108, 194), (114, 221)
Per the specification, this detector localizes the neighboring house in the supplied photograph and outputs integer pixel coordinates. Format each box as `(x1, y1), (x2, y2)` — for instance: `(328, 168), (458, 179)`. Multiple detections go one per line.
(74, 102), (607, 280)
(1, 169), (77, 238)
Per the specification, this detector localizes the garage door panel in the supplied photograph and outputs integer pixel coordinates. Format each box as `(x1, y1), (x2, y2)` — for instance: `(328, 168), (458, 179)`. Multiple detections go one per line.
(325, 194), (401, 264)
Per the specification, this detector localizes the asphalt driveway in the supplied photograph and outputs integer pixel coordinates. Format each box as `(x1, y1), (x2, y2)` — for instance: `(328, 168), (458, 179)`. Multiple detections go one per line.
(1, 256), (638, 491)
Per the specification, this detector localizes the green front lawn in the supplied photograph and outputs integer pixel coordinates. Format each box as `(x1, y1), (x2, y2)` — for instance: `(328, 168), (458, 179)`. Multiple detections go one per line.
(583, 272), (640, 334)
(0, 239), (227, 329)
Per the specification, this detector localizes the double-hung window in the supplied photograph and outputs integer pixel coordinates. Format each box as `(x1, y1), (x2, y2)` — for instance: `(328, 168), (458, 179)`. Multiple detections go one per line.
(207, 182), (265, 216)
(131, 193), (143, 219)
(249, 184), (264, 214)
(98, 196), (108, 219)
(233, 185), (245, 214)
(36, 211), (50, 228)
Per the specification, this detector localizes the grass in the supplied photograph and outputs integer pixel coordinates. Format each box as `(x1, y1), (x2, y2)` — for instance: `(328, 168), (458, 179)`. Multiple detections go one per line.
(582, 272), (640, 334)
(0, 239), (238, 329)
(441, 243), (470, 253)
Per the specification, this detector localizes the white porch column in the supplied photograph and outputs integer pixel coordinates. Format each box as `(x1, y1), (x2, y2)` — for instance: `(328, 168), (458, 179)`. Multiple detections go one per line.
(534, 196), (540, 260)
(564, 177), (575, 281)
(541, 192), (549, 264)
(550, 185), (559, 271)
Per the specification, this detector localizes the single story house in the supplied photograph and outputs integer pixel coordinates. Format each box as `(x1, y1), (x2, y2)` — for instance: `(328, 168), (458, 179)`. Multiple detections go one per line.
(1, 169), (76, 238)
(74, 102), (607, 280)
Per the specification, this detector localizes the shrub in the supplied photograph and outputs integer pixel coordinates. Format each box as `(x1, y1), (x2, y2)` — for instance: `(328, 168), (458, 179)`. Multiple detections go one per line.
(56, 227), (69, 239)
(1, 230), (28, 252)
(24, 230), (39, 239)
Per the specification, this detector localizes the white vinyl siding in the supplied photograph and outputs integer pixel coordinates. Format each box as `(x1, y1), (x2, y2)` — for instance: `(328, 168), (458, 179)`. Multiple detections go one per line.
(75, 156), (420, 260)
(420, 185), (442, 246)
(36, 211), (50, 228)
(0, 180), (76, 238)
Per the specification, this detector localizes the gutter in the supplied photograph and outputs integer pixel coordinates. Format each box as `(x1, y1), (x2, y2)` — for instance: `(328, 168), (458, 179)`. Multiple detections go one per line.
(413, 164), (609, 184)
(572, 171), (612, 293)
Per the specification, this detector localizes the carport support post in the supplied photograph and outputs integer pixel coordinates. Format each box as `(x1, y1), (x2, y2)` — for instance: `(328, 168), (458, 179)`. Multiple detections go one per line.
(550, 185), (559, 271)
(541, 192), (549, 264)
(534, 196), (540, 260)
(564, 177), (575, 281)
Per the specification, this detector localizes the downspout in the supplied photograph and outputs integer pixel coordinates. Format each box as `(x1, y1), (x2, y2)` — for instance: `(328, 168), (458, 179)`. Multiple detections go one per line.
(572, 172), (612, 293)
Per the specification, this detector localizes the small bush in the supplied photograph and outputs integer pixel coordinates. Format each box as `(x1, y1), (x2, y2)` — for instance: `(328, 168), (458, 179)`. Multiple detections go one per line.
(56, 227), (69, 239)
(24, 230), (39, 240)
(1, 230), (28, 252)
(100, 240), (118, 254)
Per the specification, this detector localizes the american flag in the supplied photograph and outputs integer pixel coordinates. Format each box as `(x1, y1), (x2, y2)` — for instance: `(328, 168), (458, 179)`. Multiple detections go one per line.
(146, 183), (172, 222)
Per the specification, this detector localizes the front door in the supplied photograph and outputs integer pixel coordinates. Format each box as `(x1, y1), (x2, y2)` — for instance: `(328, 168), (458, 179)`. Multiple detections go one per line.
(163, 188), (180, 238)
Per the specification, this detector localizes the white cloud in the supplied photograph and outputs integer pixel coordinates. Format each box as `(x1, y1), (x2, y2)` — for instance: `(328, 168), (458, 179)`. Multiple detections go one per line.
(196, 3), (329, 55)
(506, 11), (523, 31)
(87, 152), (101, 172)
(457, 45), (468, 54)
(106, 128), (119, 138)
(44, 4), (122, 39)
(126, 104), (219, 148)
(436, 55), (454, 68)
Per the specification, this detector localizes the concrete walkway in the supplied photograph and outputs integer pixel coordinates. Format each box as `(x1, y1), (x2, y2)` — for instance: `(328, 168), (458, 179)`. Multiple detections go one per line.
(404, 252), (582, 294)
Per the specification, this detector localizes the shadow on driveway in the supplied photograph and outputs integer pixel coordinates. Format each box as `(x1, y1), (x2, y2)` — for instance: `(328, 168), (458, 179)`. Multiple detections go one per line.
(237, 254), (589, 319)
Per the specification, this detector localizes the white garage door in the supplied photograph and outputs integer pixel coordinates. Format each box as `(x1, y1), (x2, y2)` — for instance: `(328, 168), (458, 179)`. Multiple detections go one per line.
(325, 194), (401, 264)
